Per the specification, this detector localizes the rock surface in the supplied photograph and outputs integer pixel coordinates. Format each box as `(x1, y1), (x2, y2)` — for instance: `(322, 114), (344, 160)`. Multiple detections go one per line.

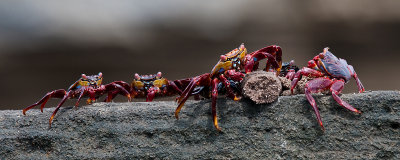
(0, 91), (399, 159)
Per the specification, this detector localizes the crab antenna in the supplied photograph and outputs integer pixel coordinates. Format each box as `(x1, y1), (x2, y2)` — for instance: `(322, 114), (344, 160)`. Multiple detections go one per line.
(323, 47), (329, 53)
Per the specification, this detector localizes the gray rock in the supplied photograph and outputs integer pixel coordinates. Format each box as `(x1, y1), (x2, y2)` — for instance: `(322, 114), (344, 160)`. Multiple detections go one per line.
(0, 91), (399, 159)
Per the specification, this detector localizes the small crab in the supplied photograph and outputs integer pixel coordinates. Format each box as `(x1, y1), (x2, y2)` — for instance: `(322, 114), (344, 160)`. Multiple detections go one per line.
(105, 72), (192, 102)
(175, 43), (283, 131)
(290, 48), (365, 130)
(23, 72), (131, 127)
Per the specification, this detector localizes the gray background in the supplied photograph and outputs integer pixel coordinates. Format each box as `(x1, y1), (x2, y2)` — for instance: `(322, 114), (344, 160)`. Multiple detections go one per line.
(1, 0), (399, 109)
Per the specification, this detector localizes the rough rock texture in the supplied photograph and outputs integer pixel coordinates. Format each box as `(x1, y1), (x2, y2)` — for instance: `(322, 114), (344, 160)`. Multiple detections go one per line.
(241, 71), (307, 101)
(242, 71), (282, 104)
(0, 91), (399, 159)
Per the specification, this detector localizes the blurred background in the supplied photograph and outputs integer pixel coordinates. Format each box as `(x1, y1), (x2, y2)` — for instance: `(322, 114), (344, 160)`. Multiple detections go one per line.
(1, 0), (399, 110)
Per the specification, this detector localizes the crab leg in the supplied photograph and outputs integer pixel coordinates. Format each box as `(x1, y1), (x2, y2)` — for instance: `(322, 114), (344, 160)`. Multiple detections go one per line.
(291, 67), (325, 94)
(49, 90), (73, 128)
(104, 90), (118, 102)
(211, 78), (221, 131)
(175, 73), (210, 119)
(304, 77), (334, 131)
(75, 88), (87, 107)
(175, 78), (198, 119)
(219, 74), (240, 101)
(330, 80), (361, 113)
(247, 45), (282, 74)
(173, 78), (192, 91)
(168, 81), (183, 95)
(285, 69), (296, 80)
(348, 65), (365, 93)
(22, 89), (67, 115)
(103, 83), (132, 102)
(146, 87), (157, 102)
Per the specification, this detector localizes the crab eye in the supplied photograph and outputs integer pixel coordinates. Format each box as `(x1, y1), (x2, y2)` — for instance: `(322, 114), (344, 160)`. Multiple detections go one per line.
(81, 74), (87, 80)
(289, 60), (295, 66)
(98, 72), (103, 78)
(135, 73), (140, 80)
(319, 53), (325, 59)
(220, 55), (227, 61)
(156, 72), (162, 78)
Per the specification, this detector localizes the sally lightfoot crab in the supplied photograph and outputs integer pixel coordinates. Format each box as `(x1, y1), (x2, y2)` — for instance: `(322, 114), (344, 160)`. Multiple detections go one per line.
(22, 72), (132, 127)
(175, 43), (283, 131)
(290, 48), (365, 130)
(105, 72), (192, 102)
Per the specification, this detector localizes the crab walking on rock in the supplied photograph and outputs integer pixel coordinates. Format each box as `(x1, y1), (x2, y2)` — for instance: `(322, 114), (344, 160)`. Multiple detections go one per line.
(289, 47), (365, 130)
(105, 72), (193, 102)
(175, 43), (283, 131)
(22, 72), (132, 128)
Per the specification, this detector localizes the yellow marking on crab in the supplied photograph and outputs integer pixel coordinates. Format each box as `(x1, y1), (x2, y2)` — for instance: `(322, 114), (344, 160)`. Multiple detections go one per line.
(96, 78), (103, 87)
(210, 44), (247, 76)
(79, 80), (89, 87)
(211, 61), (233, 76)
(132, 80), (144, 89)
(153, 78), (168, 88)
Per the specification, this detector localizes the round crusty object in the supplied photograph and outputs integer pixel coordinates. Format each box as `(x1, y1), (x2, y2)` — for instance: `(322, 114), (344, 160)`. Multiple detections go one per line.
(241, 71), (282, 104)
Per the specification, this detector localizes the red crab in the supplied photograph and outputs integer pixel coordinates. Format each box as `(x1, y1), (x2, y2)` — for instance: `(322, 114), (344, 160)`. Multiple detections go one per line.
(22, 72), (132, 127)
(290, 47), (365, 130)
(105, 72), (192, 102)
(175, 43), (283, 131)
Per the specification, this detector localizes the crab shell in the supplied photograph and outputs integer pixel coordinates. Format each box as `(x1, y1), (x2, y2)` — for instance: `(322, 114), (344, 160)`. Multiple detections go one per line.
(68, 72), (103, 90)
(132, 72), (169, 90)
(314, 48), (352, 82)
(210, 44), (247, 77)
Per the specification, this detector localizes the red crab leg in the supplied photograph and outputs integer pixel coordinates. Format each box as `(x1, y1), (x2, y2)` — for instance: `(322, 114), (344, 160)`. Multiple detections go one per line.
(86, 89), (96, 104)
(103, 83), (132, 102)
(245, 52), (280, 74)
(244, 54), (258, 73)
(290, 67), (324, 94)
(104, 90), (118, 102)
(348, 65), (365, 93)
(285, 69), (296, 80)
(175, 73), (210, 119)
(248, 45), (282, 74)
(22, 89), (67, 115)
(211, 78), (221, 131)
(219, 74), (240, 101)
(75, 88), (87, 107)
(175, 78), (199, 119)
(330, 80), (361, 113)
(168, 81), (183, 95)
(304, 77), (334, 131)
(49, 90), (73, 128)
(173, 78), (192, 91)
(146, 87), (157, 102)
(225, 69), (244, 82)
